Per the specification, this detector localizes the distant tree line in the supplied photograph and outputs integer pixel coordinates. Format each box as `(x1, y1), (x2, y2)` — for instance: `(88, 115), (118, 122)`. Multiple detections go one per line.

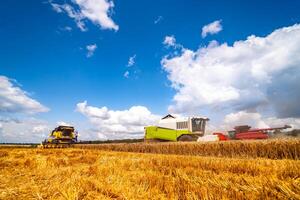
(0, 143), (39, 145)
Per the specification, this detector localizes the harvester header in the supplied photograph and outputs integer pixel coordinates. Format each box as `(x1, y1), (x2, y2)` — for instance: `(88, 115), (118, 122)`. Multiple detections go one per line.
(228, 124), (292, 140)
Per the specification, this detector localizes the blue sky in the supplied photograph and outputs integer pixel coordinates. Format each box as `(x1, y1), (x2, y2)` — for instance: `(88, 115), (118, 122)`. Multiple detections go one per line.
(1, 0), (300, 142)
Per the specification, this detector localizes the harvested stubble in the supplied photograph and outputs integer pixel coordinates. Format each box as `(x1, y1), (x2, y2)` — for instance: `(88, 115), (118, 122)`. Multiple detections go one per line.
(75, 139), (300, 159)
(0, 148), (299, 200)
(0, 144), (34, 148)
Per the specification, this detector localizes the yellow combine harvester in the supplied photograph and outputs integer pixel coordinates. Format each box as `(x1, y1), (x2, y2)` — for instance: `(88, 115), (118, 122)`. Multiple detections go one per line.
(39, 126), (78, 148)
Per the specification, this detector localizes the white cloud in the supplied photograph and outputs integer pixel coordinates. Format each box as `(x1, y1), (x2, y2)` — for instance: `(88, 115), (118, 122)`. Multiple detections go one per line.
(76, 101), (109, 118)
(163, 35), (177, 47)
(124, 71), (129, 78)
(32, 125), (49, 133)
(63, 26), (72, 31)
(50, 0), (119, 31)
(51, 3), (64, 13)
(0, 76), (50, 142)
(0, 76), (49, 114)
(57, 121), (72, 126)
(75, 0), (119, 30)
(264, 117), (300, 130)
(0, 118), (50, 143)
(161, 24), (300, 119)
(51, 3), (87, 31)
(201, 20), (222, 38)
(222, 111), (300, 130)
(124, 55), (138, 79)
(127, 54), (136, 67)
(86, 44), (97, 57)
(76, 101), (161, 139)
(223, 111), (268, 129)
(163, 35), (183, 50)
(154, 16), (163, 24)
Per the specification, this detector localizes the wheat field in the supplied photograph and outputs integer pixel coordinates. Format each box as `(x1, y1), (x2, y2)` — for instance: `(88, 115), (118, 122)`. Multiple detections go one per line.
(75, 139), (300, 159)
(1, 140), (300, 200)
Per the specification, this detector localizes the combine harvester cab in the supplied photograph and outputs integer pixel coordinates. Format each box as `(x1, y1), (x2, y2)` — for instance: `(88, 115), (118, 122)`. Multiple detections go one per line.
(40, 126), (78, 148)
(144, 114), (209, 142)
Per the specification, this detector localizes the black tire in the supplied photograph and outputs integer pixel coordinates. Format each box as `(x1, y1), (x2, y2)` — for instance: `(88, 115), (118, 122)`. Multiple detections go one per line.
(178, 135), (195, 142)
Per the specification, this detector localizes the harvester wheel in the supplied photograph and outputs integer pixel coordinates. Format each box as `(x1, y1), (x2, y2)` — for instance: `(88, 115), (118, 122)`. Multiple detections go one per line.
(178, 135), (195, 142)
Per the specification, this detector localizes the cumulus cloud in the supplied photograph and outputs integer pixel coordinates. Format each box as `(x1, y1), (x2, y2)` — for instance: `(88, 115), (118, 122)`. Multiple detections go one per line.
(50, 0), (119, 31)
(86, 44), (97, 57)
(201, 20), (222, 38)
(0, 117), (21, 124)
(0, 76), (49, 114)
(163, 35), (183, 50)
(222, 111), (300, 130)
(0, 76), (50, 142)
(223, 111), (268, 129)
(162, 24), (300, 120)
(0, 118), (50, 143)
(32, 125), (49, 134)
(57, 121), (73, 126)
(76, 101), (161, 139)
(127, 54), (136, 67)
(163, 35), (177, 47)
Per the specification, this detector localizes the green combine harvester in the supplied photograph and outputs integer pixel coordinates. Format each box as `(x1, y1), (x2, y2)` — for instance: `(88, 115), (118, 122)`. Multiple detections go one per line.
(144, 114), (209, 142)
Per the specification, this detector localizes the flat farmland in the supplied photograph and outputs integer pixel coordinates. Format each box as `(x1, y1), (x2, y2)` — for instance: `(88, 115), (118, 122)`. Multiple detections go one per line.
(0, 139), (300, 200)
(75, 139), (300, 159)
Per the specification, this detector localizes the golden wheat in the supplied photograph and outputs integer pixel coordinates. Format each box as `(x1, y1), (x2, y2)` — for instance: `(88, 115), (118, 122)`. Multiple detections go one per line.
(75, 139), (300, 159)
(0, 147), (299, 200)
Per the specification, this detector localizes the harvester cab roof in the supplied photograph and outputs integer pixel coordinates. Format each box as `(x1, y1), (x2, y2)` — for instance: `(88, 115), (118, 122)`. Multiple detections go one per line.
(234, 125), (251, 134)
(54, 126), (74, 131)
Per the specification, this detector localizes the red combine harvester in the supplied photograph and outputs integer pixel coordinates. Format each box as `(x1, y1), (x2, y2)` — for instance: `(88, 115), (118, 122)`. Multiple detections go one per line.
(228, 125), (291, 140)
